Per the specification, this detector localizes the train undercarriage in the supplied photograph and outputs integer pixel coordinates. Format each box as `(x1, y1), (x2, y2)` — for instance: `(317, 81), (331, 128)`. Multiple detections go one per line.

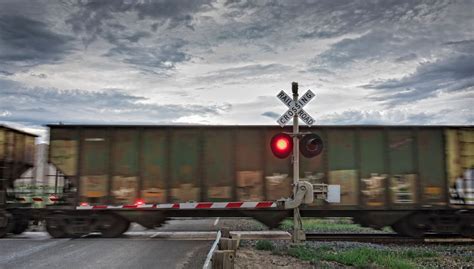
(1, 206), (472, 239)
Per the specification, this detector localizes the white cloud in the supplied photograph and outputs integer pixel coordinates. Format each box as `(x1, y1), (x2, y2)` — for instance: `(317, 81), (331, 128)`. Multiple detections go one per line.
(0, 0), (473, 140)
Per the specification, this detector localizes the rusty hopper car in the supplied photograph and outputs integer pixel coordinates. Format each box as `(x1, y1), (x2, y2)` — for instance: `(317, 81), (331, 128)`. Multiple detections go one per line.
(42, 125), (473, 238)
(0, 125), (37, 237)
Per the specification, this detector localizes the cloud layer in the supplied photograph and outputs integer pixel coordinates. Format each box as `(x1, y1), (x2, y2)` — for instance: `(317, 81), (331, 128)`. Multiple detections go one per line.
(0, 0), (472, 140)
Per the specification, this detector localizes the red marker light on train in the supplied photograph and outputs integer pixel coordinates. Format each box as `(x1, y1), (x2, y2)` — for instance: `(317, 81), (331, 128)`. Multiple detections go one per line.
(80, 202), (89, 206)
(270, 133), (293, 158)
(134, 199), (145, 206)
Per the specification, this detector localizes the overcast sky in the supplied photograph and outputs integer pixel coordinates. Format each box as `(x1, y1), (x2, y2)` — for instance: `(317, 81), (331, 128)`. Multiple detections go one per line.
(0, 0), (473, 139)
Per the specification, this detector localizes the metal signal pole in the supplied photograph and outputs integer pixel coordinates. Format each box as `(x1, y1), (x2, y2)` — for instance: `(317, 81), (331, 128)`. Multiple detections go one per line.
(292, 82), (305, 243)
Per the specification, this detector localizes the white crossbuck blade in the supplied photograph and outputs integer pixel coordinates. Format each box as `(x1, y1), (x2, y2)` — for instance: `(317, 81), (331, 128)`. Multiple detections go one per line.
(277, 89), (315, 127)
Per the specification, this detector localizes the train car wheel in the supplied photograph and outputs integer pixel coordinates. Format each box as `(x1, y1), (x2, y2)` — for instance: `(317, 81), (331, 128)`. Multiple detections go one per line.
(11, 213), (29, 235)
(0, 211), (13, 238)
(100, 213), (130, 238)
(391, 219), (425, 238)
(0, 227), (7, 238)
(459, 224), (474, 238)
(12, 220), (28, 234)
(46, 214), (68, 238)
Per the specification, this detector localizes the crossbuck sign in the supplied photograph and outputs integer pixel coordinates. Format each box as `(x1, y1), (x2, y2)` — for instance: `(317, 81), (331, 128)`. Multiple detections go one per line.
(276, 89), (315, 127)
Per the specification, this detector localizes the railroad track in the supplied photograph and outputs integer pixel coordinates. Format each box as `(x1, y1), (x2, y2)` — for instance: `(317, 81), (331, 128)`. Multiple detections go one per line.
(305, 233), (474, 244)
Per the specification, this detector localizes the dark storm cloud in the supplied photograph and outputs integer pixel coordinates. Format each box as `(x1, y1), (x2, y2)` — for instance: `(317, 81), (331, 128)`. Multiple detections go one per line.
(444, 39), (474, 53)
(315, 30), (399, 67)
(222, 0), (449, 40)
(0, 15), (74, 67)
(0, 79), (230, 126)
(261, 111), (279, 120)
(104, 39), (189, 71)
(395, 53), (418, 63)
(66, 0), (214, 45)
(0, 70), (14, 76)
(364, 53), (474, 106)
(313, 29), (432, 68)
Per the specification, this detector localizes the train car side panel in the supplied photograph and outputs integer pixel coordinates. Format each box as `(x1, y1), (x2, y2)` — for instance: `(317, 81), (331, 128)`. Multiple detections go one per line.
(447, 128), (474, 207)
(111, 129), (139, 204)
(80, 129), (109, 204)
(327, 128), (358, 207)
(141, 129), (167, 203)
(417, 128), (446, 206)
(359, 128), (387, 208)
(0, 128), (4, 160)
(170, 129), (200, 202)
(203, 128), (233, 202)
(235, 128), (265, 201)
(50, 128), (78, 176)
(387, 129), (417, 208)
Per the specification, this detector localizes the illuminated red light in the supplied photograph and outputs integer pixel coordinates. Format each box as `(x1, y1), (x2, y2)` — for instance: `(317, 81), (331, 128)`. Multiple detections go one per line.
(80, 202), (89, 206)
(276, 138), (289, 151)
(134, 199), (145, 206)
(270, 133), (293, 158)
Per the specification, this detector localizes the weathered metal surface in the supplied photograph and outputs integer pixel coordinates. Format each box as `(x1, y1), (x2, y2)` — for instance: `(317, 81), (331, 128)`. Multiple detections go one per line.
(80, 129), (109, 202)
(235, 129), (264, 201)
(0, 127), (36, 165)
(24, 136), (35, 165)
(46, 125), (473, 211)
(417, 129), (445, 206)
(0, 128), (4, 159)
(0, 125), (37, 181)
(203, 129), (233, 202)
(141, 129), (167, 203)
(49, 128), (78, 176)
(446, 128), (474, 206)
(327, 129), (358, 206)
(387, 130), (417, 206)
(111, 130), (139, 204)
(170, 129), (200, 202)
(359, 129), (386, 208)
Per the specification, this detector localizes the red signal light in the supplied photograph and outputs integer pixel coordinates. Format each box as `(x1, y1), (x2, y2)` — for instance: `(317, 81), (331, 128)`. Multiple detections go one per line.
(270, 133), (293, 158)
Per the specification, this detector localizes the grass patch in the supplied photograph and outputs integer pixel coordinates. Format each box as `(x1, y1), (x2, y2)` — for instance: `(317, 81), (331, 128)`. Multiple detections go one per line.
(255, 240), (274, 251)
(287, 245), (436, 269)
(280, 218), (392, 233)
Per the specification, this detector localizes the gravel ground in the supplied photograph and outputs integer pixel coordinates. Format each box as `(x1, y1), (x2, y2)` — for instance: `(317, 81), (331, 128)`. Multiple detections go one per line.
(235, 247), (315, 269)
(219, 218), (268, 231)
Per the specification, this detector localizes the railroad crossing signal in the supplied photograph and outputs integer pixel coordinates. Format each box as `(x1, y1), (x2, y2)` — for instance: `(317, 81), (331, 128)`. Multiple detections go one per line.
(276, 89), (315, 127)
(271, 83), (322, 159)
(270, 132), (323, 159)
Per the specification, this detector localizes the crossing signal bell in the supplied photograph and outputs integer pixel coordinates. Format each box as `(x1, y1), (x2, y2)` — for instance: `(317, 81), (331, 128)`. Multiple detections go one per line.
(270, 133), (293, 159)
(270, 133), (323, 159)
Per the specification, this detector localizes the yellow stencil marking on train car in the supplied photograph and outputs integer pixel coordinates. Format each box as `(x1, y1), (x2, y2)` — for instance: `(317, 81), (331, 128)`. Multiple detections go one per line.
(425, 186), (441, 195)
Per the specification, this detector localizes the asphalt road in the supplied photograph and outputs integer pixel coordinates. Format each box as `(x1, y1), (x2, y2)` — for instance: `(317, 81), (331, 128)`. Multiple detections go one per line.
(0, 218), (220, 269)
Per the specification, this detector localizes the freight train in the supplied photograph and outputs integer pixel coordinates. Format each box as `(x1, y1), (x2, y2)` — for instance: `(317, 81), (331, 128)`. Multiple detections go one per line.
(0, 125), (37, 237)
(1, 124), (473, 238)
